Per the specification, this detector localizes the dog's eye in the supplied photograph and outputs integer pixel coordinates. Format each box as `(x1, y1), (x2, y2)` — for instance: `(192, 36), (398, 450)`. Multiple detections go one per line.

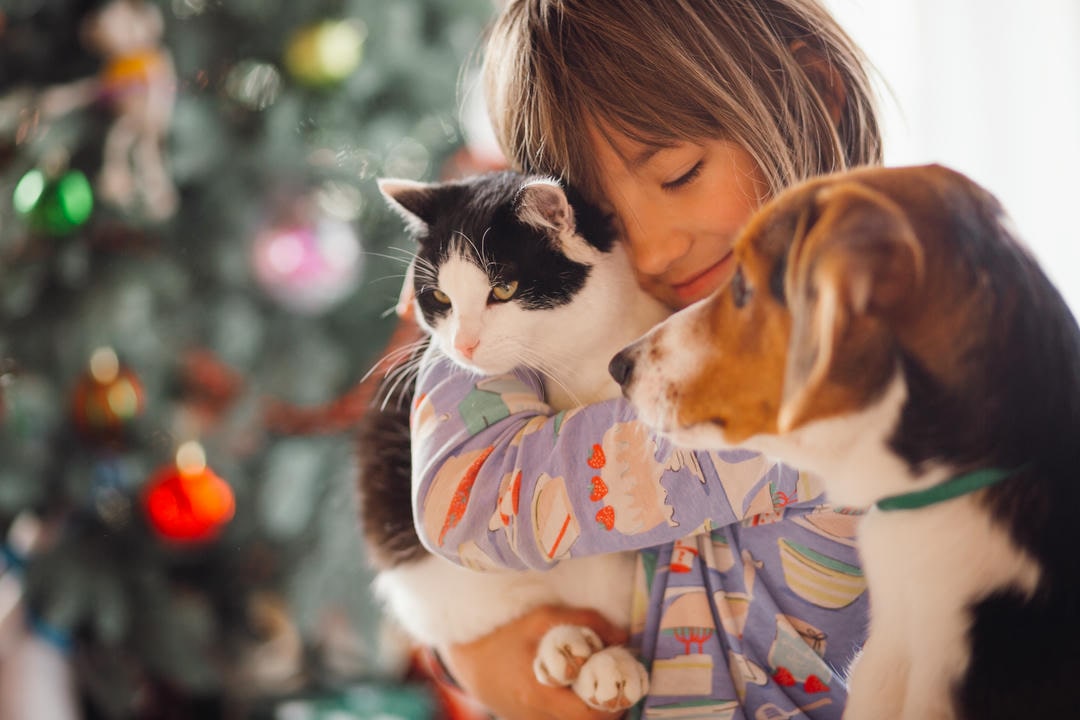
(731, 266), (750, 308)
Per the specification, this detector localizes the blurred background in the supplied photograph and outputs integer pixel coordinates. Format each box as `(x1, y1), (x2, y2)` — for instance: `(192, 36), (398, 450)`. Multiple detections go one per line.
(0, 1), (498, 718)
(828, 0), (1080, 308)
(0, 1), (1077, 719)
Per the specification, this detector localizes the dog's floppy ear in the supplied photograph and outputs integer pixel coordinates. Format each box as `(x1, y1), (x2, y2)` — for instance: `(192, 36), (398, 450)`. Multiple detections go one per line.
(779, 181), (924, 432)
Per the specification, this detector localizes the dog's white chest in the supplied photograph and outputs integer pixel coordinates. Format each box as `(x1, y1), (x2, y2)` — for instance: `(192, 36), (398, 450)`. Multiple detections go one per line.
(845, 498), (1041, 719)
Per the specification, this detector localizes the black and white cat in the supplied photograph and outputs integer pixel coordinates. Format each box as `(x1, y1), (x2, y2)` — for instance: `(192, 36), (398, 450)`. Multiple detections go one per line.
(358, 171), (668, 711)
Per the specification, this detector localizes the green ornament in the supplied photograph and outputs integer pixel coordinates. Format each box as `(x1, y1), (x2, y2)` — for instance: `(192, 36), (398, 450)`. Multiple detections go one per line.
(284, 20), (366, 87)
(13, 168), (94, 236)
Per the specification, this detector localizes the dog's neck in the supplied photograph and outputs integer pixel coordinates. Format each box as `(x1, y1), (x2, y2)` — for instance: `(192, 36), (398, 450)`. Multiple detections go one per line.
(749, 373), (953, 509)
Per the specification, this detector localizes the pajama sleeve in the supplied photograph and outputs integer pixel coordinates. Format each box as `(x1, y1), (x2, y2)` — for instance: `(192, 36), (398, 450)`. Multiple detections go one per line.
(411, 346), (830, 571)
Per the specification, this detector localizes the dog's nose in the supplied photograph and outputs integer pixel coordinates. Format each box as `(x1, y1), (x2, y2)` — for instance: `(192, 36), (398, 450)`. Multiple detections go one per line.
(609, 350), (635, 387)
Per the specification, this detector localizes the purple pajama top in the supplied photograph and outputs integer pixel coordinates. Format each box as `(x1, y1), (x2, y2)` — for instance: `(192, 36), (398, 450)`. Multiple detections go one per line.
(411, 349), (868, 720)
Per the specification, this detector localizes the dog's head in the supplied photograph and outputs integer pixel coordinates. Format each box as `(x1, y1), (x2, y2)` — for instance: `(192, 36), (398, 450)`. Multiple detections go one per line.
(613, 164), (1033, 498)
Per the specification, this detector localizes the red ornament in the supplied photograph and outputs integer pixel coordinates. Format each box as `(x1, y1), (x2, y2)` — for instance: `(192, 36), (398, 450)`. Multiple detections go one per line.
(71, 347), (145, 436)
(143, 443), (235, 543)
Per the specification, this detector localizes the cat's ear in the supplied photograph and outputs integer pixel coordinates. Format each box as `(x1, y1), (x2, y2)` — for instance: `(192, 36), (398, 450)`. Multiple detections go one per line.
(378, 178), (438, 234)
(516, 178), (600, 263)
(515, 178), (575, 234)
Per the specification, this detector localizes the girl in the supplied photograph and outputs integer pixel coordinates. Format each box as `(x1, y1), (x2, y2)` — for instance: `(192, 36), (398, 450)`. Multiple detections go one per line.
(411, 1), (883, 718)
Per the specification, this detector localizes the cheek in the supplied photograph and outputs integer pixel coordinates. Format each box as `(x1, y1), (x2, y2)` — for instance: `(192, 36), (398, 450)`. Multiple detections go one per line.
(676, 304), (789, 442)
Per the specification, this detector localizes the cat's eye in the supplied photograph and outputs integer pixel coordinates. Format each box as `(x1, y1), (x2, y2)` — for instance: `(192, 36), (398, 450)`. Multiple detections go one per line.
(730, 267), (751, 308)
(431, 288), (451, 305)
(490, 280), (518, 302)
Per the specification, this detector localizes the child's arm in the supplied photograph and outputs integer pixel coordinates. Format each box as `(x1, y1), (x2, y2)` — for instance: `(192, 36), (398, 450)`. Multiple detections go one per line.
(412, 348), (824, 570)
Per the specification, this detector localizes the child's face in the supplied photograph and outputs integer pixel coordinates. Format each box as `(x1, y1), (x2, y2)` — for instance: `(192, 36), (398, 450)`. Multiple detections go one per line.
(588, 125), (769, 310)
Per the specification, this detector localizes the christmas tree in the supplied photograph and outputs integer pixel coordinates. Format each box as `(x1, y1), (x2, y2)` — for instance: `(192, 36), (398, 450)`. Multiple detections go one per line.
(0, 0), (497, 717)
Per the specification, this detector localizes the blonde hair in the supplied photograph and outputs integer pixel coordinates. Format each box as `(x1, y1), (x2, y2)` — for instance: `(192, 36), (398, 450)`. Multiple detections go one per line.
(481, 0), (882, 200)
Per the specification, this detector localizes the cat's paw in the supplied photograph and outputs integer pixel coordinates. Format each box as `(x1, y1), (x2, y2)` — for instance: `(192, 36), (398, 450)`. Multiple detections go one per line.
(533, 624), (604, 687)
(572, 646), (649, 712)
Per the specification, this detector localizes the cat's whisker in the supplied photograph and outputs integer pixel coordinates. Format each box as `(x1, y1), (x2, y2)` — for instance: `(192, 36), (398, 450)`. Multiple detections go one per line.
(364, 249), (415, 267)
(520, 343), (580, 374)
(533, 350), (591, 402)
(361, 338), (429, 386)
(379, 339), (428, 368)
(410, 266), (432, 284)
(369, 272), (412, 286)
(451, 229), (485, 268)
(382, 246), (437, 279)
(479, 227), (498, 277)
(379, 358), (424, 412)
(516, 347), (583, 408)
(412, 254), (439, 278)
(480, 227), (491, 261)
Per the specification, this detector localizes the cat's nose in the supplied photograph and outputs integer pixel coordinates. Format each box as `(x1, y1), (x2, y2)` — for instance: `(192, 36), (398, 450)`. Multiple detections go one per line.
(455, 337), (480, 360)
(609, 349), (635, 388)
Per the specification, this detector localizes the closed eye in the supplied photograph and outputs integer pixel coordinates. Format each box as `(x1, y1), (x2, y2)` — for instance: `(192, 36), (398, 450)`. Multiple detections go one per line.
(662, 160), (704, 191)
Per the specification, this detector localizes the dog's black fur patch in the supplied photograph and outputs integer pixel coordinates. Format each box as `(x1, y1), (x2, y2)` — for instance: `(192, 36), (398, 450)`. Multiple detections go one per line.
(884, 176), (1080, 718)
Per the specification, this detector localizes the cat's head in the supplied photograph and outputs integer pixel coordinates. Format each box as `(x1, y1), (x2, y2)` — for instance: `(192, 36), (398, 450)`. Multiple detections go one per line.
(379, 171), (615, 376)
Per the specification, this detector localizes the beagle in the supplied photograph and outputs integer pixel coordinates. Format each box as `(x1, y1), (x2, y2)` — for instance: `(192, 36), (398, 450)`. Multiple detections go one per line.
(611, 164), (1080, 719)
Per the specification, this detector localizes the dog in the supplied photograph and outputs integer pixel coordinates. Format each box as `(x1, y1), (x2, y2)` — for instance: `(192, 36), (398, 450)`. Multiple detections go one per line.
(610, 164), (1080, 719)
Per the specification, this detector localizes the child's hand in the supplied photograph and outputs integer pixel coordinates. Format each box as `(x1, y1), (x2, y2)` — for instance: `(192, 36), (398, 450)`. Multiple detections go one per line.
(441, 604), (632, 720)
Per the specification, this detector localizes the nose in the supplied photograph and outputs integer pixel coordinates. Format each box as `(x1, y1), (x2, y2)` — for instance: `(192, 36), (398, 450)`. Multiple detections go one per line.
(454, 337), (479, 359)
(624, 223), (692, 278)
(608, 349), (635, 388)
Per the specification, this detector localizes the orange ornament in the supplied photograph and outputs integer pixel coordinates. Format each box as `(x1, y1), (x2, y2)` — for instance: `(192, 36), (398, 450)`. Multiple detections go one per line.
(144, 442), (235, 543)
(71, 347), (145, 437)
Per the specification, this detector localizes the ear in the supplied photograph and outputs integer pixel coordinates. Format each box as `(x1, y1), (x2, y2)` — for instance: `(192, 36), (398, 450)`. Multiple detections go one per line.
(778, 181), (924, 432)
(515, 177), (575, 234)
(515, 177), (603, 264)
(378, 178), (438, 235)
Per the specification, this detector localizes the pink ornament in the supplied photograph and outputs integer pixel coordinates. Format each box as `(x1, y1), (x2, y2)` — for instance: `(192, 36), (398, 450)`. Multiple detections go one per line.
(252, 218), (362, 314)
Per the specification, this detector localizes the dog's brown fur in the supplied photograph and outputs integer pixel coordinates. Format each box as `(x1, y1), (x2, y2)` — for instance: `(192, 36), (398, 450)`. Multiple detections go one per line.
(654, 164), (1011, 445)
(615, 163), (1080, 719)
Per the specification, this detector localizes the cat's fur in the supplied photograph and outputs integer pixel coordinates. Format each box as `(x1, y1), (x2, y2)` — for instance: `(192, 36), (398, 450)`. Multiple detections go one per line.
(357, 171), (668, 710)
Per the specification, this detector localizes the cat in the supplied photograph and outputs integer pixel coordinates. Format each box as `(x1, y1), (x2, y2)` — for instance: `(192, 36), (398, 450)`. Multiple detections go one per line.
(357, 170), (669, 711)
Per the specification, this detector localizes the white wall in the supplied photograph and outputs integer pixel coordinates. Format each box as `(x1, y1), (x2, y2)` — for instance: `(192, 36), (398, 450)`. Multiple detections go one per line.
(826, 0), (1080, 310)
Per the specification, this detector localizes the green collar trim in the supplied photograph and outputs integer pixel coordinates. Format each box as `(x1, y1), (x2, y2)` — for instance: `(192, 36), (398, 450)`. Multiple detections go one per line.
(875, 466), (1022, 512)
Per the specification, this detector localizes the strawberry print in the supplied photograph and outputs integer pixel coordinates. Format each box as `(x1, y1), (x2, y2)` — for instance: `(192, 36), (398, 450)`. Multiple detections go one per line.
(595, 505), (615, 531)
(587, 443), (606, 469)
(804, 675), (830, 693)
(772, 667), (796, 687)
(589, 476), (608, 502)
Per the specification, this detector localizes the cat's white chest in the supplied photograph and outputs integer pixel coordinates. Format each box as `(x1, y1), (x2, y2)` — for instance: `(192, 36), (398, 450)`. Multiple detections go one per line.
(375, 552), (636, 646)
